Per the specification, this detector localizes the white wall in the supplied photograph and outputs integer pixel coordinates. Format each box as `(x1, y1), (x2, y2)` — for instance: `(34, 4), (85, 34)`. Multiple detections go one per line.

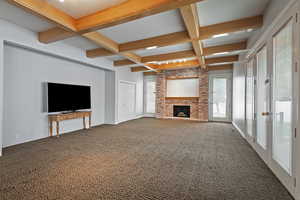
(0, 40), (4, 156)
(0, 19), (113, 71)
(115, 67), (144, 123)
(2, 44), (106, 147)
(105, 71), (116, 124)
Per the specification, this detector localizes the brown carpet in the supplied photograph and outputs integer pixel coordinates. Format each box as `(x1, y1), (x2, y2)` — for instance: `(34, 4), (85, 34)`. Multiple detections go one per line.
(0, 118), (294, 200)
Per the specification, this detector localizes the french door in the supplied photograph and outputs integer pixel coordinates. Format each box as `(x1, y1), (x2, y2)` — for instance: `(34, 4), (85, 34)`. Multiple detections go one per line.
(256, 46), (269, 151)
(209, 73), (232, 122)
(270, 18), (296, 189)
(144, 76), (156, 117)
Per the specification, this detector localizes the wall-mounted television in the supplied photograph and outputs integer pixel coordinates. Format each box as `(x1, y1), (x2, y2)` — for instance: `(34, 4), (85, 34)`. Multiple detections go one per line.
(47, 82), (91, 113)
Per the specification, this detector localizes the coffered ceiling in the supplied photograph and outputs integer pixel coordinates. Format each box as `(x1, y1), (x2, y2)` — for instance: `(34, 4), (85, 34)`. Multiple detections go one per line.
(0, 0), (271, 72)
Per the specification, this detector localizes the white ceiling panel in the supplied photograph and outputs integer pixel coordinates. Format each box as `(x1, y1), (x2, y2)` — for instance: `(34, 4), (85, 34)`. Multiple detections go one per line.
(202, 31), (254, 47)
(136, 43), (193, 57)
(98, 10), (185, 43)
(106, 55), (127, 62)
(0, 0), (54, 32)
(197, 0), (270, 26)
(46, 0), (127, 19)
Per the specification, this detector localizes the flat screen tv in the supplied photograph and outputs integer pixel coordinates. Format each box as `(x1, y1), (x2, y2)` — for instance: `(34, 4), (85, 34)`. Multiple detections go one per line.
(47, 82), (91, 113)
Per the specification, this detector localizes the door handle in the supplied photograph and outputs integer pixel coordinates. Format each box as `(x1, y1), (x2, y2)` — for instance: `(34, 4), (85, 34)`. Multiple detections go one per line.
(262, 112), (270, 116)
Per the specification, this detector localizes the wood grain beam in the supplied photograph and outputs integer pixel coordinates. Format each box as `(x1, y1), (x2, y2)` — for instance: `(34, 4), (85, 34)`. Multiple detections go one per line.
(207, 64), (233, 71)
(203, 41), (247, 56)
(142, 50), (195, 63)
(8, 0), (76, 32)
(82, 32), (157, 70)
(150, 59), (200, 70)
(114, 41), (244, 67)
(36, 0), (204, 43)
(86, 48), (114, 58)
(76, 0), (204, 33)
(119, 31), (191, 52)
(205, 55), (239, 65)
(133, 57), (237, 71)
(199, 15), (263, 40)
(144, 72), (158, 76)
(114, 50), (195, 66)
(131, 66), (150, 72)
(38, 27), (76, 44)
(107, 15), (262, 53)
(180, 4), (205, 66)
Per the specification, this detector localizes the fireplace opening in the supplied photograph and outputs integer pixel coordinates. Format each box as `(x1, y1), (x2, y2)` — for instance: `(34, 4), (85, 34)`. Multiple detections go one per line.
(173, 105), (190, 118)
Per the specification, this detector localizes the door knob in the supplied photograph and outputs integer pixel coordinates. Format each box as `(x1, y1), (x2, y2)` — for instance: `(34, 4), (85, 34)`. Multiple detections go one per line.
(262, 112), (270, 116)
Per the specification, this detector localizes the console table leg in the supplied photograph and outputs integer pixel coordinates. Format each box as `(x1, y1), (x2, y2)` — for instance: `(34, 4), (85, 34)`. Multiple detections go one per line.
(89, 114), (91, 128)
(56, 121), (59, 137)
(83, 117), (86, 129)
(49, 121), (53, 137)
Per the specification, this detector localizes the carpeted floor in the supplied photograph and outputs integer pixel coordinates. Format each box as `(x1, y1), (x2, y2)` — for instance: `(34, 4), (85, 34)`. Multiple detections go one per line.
(0, 118), (294, 200)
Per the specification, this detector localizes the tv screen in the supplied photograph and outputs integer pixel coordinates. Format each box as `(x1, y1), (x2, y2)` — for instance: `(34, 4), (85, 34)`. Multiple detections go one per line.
(47, 82), (91, 113)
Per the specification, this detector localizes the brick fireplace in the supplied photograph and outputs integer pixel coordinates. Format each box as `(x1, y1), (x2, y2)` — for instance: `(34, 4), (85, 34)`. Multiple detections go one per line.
(156, 68), (209, 121)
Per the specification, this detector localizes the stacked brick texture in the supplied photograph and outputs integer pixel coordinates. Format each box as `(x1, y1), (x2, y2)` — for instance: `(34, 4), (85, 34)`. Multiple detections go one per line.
(155, 68), (209, 121)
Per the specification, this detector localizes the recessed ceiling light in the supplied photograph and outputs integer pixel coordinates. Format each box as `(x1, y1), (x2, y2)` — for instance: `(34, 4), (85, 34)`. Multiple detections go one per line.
(212, 33), (229, 38)
(146, 46), (158, 50)
(59, 0), (64, 2)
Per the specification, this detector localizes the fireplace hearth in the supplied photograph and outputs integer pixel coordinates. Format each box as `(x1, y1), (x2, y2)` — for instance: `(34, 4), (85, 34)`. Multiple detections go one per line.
(173, 105), (190, 118)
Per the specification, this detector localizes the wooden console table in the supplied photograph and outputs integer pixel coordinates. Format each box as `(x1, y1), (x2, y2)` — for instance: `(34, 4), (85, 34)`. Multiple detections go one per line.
(48, 111), (92, 137)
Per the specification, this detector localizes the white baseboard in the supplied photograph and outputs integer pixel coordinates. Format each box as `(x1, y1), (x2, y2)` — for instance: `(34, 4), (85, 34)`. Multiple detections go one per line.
(115, 114), (144, 125)
(232, 122), (246, 138)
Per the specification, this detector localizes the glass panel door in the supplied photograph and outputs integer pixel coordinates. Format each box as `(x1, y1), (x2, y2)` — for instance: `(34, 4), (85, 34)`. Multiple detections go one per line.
(272, 20), (293, 174)
(256, 47), (268, 149)
(209, 74), (232, 121)
(246, 60), (255, 137)
(144, 78), (156, 116)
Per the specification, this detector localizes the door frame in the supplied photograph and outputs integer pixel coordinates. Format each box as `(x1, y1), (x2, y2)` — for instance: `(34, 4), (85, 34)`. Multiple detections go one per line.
(208, 71), (233, 122)
(143, 75), (156, 117)
(118, 80), (137, 123)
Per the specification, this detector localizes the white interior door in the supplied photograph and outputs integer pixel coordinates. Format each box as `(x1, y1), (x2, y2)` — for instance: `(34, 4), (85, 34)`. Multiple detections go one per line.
(144, 77), (156, 116)
(256, 46), (269, 150)
(246, 59), (255, 137)
(118, 81), (136, 123)
(272, 19), (294, 176)
(209, 73), (232, 122)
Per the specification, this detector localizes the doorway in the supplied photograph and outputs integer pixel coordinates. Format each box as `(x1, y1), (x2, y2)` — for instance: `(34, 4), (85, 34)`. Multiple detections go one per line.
(209, 73), (232, 122)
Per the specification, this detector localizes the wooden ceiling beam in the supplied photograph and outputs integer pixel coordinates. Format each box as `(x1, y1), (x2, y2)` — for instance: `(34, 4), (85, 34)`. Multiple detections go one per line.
(180, 4), (205, 66)
(131, 66), (150, 72)
(86, 48), (114, 58)
(132, 56), (238, 71)
(114, 41), (244, 67)
(150, 59), (200, 70)
(119, 31), (191, 52)
(114, 50), (196, 66)
(144, 72), (158, 76)
(76, 0), (204, 33)
(203, 41), (247, 56)
(8, 0), (76, 31)
(199, 15), (263, 40)
(33, 0), (204, 43)
(207, 64), (233, 71)
(205, 55), (239, 64)
(89, 15), (262, 54)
